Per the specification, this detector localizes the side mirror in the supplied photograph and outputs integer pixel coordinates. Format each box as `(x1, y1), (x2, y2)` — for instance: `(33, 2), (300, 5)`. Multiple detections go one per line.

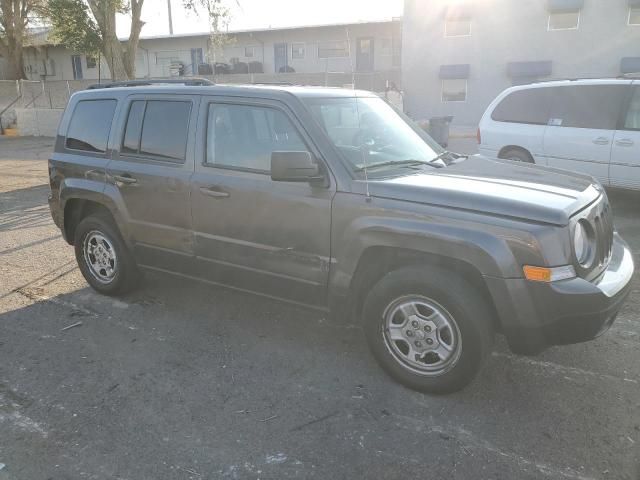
(271, 151), (323, 183)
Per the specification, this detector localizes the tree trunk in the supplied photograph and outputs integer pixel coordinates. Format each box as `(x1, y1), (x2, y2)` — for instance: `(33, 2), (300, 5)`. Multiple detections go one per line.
(87, 0), (128, 80)
(0, 0), (27, 79)
(123, 0), (144, 79)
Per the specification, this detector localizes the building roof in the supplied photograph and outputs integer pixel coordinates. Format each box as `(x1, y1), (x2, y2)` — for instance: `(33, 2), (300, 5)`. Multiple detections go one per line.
(23, 18), (402, 48)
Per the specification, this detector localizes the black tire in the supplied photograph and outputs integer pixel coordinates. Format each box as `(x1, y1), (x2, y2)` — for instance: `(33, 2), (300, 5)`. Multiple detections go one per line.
(362, 266), (494, 394)
(74, 213), (140, 295)
(500, 148), (534, 163)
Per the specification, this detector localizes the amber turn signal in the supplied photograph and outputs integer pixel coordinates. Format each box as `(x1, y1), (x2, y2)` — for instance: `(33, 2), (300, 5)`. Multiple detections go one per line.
(523, 265), (576, 283)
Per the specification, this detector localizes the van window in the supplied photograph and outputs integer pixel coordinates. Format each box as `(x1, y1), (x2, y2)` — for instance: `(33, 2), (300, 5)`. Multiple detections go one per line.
(206, 103), (308, 172)
(491, 89), (552, 125)
(66, 99), (117, 153)
(548, 85), (628, 130)
(120, 100), (191, 163)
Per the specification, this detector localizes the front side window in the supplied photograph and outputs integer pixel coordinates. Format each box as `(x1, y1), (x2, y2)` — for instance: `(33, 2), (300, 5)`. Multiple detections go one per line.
(623, 87), (640, 131)
(445, 18), (471, 37)
(442, 79), (467, 102)
(491, 88), (553, 125)
(206, 103), (308, 172)
(305, 96), (444, 178)
(120, 100), (191, 163)
(548, 10), (580, 30)
(548, 85), (628, 130)
(66, 99), (117, 153)
(629, 7), (640, 25)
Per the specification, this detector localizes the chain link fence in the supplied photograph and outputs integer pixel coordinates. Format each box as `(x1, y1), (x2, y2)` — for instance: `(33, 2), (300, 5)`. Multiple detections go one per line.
(1, 70), (402, 130)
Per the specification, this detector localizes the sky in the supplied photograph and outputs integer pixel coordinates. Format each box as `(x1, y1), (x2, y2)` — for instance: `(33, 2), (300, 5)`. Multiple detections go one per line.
(117, 0), (404, 38)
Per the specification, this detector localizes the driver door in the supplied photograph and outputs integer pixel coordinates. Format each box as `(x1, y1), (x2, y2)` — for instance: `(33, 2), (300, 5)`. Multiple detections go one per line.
(190, 97), (335, 306)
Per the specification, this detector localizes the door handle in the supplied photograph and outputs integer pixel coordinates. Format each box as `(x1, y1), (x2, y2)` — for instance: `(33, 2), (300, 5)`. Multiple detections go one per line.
(112, 174), (138, 185)
(592, 137), (610, 145)
(616, 138), (634, 147)
(199, 186), (229, 198)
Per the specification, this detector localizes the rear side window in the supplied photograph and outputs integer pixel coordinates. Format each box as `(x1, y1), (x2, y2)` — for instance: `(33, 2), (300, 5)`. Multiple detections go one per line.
(491, 89), (552, 125)
(548, 85), (628, 130)
(120, 100), (192, 163)
(66, 99), (117, 153)
(623, 87), (640, 131)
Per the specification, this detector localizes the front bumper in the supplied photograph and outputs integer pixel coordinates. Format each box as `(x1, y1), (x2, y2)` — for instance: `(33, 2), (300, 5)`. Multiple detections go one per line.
(485, 233), (634, 354)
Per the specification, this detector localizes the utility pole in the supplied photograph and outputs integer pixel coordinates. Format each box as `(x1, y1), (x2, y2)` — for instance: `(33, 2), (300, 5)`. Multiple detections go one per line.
(167, 0), (174, 35)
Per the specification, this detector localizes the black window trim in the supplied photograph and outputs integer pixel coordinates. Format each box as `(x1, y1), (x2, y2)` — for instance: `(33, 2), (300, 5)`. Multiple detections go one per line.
(202, 99), (322, 178)
(117, 98), (193, 165)
(64, 98), (118, 156)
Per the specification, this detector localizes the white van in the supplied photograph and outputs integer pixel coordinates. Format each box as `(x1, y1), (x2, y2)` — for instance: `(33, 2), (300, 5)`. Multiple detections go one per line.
(478, 79), (640, 190)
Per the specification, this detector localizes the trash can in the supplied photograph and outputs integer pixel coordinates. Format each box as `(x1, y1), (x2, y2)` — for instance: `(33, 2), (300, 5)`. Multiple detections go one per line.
(428, 116), (454, 148)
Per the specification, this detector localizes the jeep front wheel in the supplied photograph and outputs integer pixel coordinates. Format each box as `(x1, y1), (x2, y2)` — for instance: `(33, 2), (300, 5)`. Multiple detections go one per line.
(74, 214), (140, 295)
(362, 266), (494, 393)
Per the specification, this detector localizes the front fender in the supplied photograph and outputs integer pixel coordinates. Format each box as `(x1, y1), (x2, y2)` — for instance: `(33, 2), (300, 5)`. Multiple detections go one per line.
(330, 215), (524, 297)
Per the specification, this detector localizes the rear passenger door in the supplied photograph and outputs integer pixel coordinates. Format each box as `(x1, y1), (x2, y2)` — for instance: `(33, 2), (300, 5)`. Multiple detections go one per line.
(610, 85), (640, 190)
(542, 85), (628, 185)
(190, 97), (335, 306)
(106, 94), (199, 267)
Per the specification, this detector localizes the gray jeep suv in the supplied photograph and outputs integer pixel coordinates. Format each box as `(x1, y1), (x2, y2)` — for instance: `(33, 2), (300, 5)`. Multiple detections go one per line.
(48, 80), (634, 393)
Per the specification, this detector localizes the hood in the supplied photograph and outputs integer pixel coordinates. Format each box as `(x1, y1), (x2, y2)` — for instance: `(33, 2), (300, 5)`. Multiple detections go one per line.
(365, 155), (602, 225)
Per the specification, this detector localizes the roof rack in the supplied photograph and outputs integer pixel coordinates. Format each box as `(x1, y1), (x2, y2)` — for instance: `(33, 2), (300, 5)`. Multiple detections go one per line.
(531, 75), (636, 84)
(87, 78), (214, 89)
(250, 81), (295, 86)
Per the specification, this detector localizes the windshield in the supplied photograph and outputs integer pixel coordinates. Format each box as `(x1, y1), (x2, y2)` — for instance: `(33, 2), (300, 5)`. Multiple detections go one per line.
(304, 96), (445, 177)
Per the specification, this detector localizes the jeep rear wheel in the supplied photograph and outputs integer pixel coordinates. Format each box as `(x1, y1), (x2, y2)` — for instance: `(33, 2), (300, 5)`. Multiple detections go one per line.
(74, 214), (140, 295)
(362, 266), (494, 393)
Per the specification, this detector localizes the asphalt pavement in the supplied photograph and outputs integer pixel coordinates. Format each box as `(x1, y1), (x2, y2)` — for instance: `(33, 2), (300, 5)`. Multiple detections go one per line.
(0, 136), (639, 480)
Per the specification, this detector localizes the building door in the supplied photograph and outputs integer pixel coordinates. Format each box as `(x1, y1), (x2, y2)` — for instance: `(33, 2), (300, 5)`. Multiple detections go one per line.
(274, 43), (288, 73)
(356, 37), (374, 72)
(71, 55), (83, 80)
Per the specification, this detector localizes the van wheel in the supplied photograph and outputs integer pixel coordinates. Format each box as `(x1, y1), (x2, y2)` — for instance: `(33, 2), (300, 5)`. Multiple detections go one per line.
(362, 266), (494, 394)
(74, 214), (140, 295)
(500, 148), (534, 163)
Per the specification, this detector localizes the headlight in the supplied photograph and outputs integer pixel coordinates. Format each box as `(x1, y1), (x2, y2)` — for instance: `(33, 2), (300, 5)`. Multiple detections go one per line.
(574, 220), (595, 267)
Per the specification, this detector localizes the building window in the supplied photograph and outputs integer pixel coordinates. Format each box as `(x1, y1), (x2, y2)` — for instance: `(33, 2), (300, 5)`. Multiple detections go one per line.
(548, 10), (580, 30)
(442, 79), (467, 102)
(629, 7), (640, 25)
(318, 41), (349, 58)
(380, 38), (392, 56)
(291, 43), (305, 59)
(244, 46), (255, 58)
(86, 55), (97, 69)
(445, 18), (471, 37)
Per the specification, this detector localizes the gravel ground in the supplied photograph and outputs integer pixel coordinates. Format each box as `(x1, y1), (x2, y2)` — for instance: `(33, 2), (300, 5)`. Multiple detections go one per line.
(0, 136), (639, 480)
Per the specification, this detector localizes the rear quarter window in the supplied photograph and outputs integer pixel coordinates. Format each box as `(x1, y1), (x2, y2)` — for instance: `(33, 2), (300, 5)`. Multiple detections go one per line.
(490, 89), (552, 125)
(65, 99), (117, 153)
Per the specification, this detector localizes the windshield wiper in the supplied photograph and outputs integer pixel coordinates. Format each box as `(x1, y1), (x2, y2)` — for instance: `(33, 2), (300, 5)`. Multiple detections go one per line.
(354, 159), (439, 172)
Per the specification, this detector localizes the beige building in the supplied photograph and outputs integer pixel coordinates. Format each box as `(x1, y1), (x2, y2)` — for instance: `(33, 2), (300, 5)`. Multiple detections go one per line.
(1, 19), (401, 82)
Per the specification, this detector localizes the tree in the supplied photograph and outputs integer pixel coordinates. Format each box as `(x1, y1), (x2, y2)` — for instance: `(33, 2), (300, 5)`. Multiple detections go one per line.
(183, 0), (234, 72)
(43, 0), (144, 80)
(0, 0), (40, 79)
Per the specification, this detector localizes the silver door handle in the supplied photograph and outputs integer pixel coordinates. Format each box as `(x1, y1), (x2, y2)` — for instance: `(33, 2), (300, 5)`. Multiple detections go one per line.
(112, 174), (138, 185)
(199, 186), (229, 198)
(616, 139), (634, 147)
(592, 137), (610, 145)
